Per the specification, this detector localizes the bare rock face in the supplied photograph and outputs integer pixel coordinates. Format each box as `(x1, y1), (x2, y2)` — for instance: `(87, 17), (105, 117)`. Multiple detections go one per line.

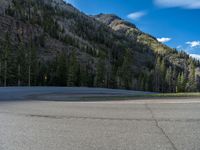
(95, 14), (122, 25)
(95, 14), (137, 31)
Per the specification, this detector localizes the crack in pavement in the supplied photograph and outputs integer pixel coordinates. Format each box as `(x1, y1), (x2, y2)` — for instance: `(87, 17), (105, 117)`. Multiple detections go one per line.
(145, 104), (178, 150)
(0, 111), (154, 121)
(0, 111), (200, 123)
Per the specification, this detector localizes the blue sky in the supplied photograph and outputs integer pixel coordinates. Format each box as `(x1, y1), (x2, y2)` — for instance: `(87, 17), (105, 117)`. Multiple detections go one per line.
(66, 0), (200, 59)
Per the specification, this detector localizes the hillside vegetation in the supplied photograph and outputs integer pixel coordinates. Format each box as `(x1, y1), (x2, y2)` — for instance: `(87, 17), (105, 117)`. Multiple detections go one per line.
(0, 0), (199, 92)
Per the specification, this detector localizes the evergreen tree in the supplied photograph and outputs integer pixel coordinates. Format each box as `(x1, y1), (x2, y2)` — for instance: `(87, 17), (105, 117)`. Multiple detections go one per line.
(68, 50), (79, 86)
(186, 62), (197, 92)
(118, 49), (134, 89)
(79, 65), (88, 86)
(30, 44), (38, 86)
(160, 59), (166, 92)
(154, 57), (161, 92)
(172, 67), (178, 93)
(27, 45), (32, 86)
(177, 72), (186, 92)
(95, 58), (106, 87)
(0, 55), (2, 86)
(2, 33), (11, 86)
(165, 66), (172, 92)
(144, 74), (150, 91)
(17, 40), (26, 86)
(57, 52), (68, 86)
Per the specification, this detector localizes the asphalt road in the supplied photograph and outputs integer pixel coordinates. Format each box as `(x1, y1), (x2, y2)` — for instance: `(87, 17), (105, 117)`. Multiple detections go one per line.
(0, 87), (200, 150)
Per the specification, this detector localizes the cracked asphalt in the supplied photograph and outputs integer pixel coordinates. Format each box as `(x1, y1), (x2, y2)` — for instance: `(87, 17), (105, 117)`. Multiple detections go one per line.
(0, 88), (200, 150)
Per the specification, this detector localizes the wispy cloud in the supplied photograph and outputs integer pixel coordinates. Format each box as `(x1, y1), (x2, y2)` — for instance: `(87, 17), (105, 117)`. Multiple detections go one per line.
(176, 45), (182, 49)
(157, 37), (171, 43)
(176, 42), (200, 60)
(186, 41), (200, 48)
(154, 0), (200, 9)
(190, 54), (200, 60)
(127, 11), (147, 20)
(65, 0), (75, 4)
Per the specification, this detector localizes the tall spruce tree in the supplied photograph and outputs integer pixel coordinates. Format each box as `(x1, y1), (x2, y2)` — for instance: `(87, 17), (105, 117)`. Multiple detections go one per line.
(154, 57), (161, 92)
(30, 44), (38, 86)
(17, 40), (26, 86)
(177, 72), (186, 92)
(57, 52), (68, 86)
(118, 49), (134, 89)
(160, 59), (166, 92)
(95, 58), (106, 87)
(68, 50), (79, 86)
(0, 61), (1, 86)
(186, 61), (197, 92)
(2, 33), (11, 86)
(165, 66), (172, 92)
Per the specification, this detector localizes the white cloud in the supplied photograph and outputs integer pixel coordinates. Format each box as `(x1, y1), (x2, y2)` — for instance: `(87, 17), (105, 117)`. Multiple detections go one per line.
(157, 37), (171, 43)
(65, 0), (75, 4)
(127, 11), (146, 20)
(190, 54), (200, 60)
(154, 0), (200, 9)
(186, 41), (200, 48)
(177, 45), (182, 49)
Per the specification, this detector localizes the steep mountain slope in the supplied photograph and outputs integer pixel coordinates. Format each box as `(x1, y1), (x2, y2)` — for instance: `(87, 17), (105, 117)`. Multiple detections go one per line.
(0, 0), (199, 92)
(95, 14), (200, 92)
(95, 14), (188, 67)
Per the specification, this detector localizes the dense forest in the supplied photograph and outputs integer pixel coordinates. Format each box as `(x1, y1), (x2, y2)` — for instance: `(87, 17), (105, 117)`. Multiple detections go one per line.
(0, 0), (199, 92)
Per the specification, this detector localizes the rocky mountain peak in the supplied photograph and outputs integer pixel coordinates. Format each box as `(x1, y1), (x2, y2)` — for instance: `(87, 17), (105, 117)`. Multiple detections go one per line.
(94, 13), (137, 31)
(95, 14), (122, 24)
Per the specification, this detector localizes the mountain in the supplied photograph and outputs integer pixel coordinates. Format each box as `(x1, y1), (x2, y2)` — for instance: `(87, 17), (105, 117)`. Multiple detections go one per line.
(95, 14), (187, 64)
(0, 0), (199, 92)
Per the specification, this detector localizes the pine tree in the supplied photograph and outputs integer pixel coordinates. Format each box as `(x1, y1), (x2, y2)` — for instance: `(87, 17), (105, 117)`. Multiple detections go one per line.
(95, 58), (106, 87)
(180, 72), (186, 92)
(160, 59), (166, 92)
(172, 67), (178, 93)
(27, 45), (31, 86)
(57, 52), (68, 86)
(177, 73), (185, 93)
(2, 33), (11, 87)
(68, 50), (79, 86)
(154, 57), (161, 92)
(165, 66), (172, 92)
(79, 65), (88, 86)
(186, 61), (197, 92)
(118, 49), (134, 89)
(30, 44), (38, 86)
(0, 56), (2, 86)
(17, 40), (26, 86)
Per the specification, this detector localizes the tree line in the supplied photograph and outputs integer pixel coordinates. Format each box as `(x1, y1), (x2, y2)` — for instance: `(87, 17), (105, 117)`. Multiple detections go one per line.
(0, 33), (199, 93)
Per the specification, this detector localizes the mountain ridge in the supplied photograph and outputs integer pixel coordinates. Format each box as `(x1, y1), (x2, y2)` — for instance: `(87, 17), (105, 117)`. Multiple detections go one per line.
(94, 14), (171, 53)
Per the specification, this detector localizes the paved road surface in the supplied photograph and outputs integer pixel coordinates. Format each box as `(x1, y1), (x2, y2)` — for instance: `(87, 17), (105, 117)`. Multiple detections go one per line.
(0, 87), (200, 150)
